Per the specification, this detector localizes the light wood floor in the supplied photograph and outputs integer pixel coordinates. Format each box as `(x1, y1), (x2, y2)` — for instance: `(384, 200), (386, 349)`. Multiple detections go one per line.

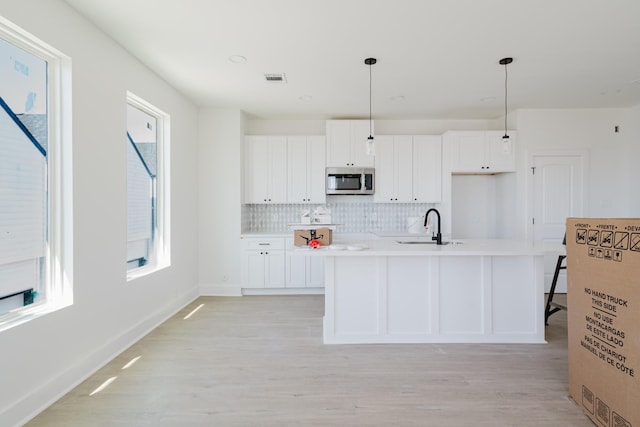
(27, 294), (592, 426)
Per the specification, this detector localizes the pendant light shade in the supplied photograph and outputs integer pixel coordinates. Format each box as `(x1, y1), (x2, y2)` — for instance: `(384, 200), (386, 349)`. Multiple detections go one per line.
(365, 57), (376, 155)
(499, 57), (513, 140)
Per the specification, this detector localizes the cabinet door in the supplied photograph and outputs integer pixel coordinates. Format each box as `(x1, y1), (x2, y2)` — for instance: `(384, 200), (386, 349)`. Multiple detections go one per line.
(245, 250), (266, 288)
(394, 136), (414, 202)
(412, 136), (442, 202)
(307, 256), (325, 288)
(265, 251), (286, 288)
(350, 120), (375, 167)
(285, 253), (307, 288)
(485, 132), (516, 172)
(307, 136), (326, 203)
(326, 121), (352, 167)
(244, 136), (269, 203)
(449, 132), (486, 172)
(267, 137), (287, 203)
(373, 136), (395, 202)
(287, 137), (309, 203)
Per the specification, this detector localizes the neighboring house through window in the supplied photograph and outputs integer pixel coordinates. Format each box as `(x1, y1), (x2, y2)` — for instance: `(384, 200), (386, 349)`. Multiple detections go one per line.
(0, 17), (72, 329)
(126, 93), (170, 277)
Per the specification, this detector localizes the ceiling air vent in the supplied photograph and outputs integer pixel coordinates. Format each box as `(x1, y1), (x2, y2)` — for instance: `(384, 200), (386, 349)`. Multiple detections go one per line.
(264, 73), (287, 83)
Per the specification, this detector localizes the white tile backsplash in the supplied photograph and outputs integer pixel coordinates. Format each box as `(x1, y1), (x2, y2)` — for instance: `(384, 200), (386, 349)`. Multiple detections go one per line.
(242, 200), (437, 233)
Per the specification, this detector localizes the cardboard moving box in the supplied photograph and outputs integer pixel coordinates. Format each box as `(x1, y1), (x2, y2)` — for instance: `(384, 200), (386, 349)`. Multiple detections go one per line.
(293, 228), (332, 247)
(566, 218), (639, 427)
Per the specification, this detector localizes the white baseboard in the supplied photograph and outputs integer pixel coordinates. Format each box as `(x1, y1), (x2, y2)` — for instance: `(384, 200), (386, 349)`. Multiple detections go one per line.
(242, 287), (325, 295)
(10, 286), (199, 427)
(199, 283), (243, 296)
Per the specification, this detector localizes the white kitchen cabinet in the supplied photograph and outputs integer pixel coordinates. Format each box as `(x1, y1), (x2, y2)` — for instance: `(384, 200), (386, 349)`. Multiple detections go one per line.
(446, 131), (516, 173)
(286, 251), (325, 288)
(374, 135), (442, 203)
(244, 136), (287, 204)
(242, 238), (286, 288)
(412, 135), (442, 203)
(326, 120), (375, 167)
(242, 237), (325, 290)
(374, 136), (413, 202)
(287, 136), (326, 204)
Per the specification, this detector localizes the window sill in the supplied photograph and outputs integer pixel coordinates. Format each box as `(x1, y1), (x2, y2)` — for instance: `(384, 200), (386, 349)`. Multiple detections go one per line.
(126, 261), (170, 282)
(0, 297), (73, 333)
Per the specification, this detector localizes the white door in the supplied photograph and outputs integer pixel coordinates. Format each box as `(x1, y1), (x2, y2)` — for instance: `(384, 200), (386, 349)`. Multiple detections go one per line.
(532, 154), (585, 292)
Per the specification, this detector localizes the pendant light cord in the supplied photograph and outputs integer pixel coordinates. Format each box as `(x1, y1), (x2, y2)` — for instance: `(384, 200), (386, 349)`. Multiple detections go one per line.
(499, 57), (512, 139)
(369, 62), (373, 137)
(504, 61), (508, 137)
(364, 57), (376, 140)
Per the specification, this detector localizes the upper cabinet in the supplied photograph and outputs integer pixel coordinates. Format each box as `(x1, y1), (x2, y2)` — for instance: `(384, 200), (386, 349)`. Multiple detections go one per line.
(374, 135), (442, 203)
(374, 135), (413, 203)
(244, 136), (287, 204)
(445, 131), (516, 173)
(326, 120), (375, 167)
(412, 135), (443, 202)
(287, 136), (326, 204)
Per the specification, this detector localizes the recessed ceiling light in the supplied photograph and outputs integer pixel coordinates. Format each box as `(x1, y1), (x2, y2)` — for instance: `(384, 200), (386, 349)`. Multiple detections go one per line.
(228, 55), (247, 63)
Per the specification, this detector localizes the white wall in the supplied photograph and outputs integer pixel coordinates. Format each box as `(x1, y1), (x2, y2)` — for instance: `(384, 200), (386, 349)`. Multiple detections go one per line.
(515, 109), (634, 239)
(624, 105), (640, 215)
(0, 2), (199, 425)
(198, 109), (244, 295)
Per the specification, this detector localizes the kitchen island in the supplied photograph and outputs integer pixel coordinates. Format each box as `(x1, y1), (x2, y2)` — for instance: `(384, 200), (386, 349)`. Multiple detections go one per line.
(299, 238), (562, 344)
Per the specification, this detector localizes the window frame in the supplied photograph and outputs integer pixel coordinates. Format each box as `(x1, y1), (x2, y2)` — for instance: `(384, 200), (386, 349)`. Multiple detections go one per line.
(0, 17), (73, 332)
(125, 92), (171, 281)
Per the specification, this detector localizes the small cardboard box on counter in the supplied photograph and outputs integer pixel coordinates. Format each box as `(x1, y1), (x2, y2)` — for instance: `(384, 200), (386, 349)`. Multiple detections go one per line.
(566, 218), (640, 427)
(293, 227), (333, 247)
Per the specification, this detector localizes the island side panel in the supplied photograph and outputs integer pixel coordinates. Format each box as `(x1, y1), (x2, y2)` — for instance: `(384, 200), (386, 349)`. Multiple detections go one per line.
(439, 256), (485, 336)
(490, 255), (545, 342)
(324, 256), (385, 342)
(386, 256), (432, 335)
(323, 253), (546, 344)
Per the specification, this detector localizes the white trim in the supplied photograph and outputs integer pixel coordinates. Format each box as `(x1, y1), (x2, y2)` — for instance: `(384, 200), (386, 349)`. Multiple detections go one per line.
(199, 283), (243, 296)
(242, 287), (325, 296)
(0, 17), (73, 332)
(125, 92), (171, 280)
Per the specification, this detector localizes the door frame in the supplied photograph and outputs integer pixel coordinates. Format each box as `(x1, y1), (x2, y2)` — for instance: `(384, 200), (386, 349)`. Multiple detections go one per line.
(525, 149), (589, 241)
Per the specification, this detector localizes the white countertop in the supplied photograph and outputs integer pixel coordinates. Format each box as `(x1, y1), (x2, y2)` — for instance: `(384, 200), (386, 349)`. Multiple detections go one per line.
(294, 238), (565, 257)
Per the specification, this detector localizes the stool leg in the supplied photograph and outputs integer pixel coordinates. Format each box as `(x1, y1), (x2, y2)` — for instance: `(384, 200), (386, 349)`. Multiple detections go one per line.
(545, 255), (566, 325)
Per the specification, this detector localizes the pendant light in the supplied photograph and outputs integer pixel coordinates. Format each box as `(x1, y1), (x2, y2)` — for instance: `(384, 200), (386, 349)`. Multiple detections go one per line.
(365, 57), (377, 155)
(499, 57), (513, 140)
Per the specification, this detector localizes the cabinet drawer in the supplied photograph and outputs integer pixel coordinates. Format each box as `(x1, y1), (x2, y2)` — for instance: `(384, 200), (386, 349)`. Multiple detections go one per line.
(243, 238), (285, 250)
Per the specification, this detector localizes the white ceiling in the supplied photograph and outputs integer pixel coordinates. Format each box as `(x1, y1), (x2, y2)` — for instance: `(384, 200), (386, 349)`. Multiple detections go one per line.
(63, 0), (640, 120)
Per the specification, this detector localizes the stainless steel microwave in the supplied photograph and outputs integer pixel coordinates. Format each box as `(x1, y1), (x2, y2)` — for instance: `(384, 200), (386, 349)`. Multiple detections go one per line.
(326, 167), (374, 195)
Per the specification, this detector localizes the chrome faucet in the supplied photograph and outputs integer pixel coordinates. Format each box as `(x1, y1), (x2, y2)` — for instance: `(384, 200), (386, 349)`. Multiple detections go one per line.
(424, 208), (442, 245)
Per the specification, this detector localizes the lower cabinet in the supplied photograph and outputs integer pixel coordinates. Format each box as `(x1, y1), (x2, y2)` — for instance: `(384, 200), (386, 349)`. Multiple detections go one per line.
(286, 252), (325, 288)
(242, 238), (286, 288)
(242, 237), (324, 290)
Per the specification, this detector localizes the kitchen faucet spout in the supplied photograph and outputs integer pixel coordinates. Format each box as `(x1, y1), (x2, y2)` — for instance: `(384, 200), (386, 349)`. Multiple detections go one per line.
(424, 208), (442, 245)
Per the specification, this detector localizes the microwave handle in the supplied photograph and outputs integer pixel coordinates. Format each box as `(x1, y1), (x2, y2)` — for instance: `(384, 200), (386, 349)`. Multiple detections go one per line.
(360, 173), (365, 189)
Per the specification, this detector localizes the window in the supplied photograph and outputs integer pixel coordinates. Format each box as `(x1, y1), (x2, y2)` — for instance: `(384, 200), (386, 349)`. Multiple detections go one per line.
(0, 17), (72, 330)
(126, 93), (170, 278)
